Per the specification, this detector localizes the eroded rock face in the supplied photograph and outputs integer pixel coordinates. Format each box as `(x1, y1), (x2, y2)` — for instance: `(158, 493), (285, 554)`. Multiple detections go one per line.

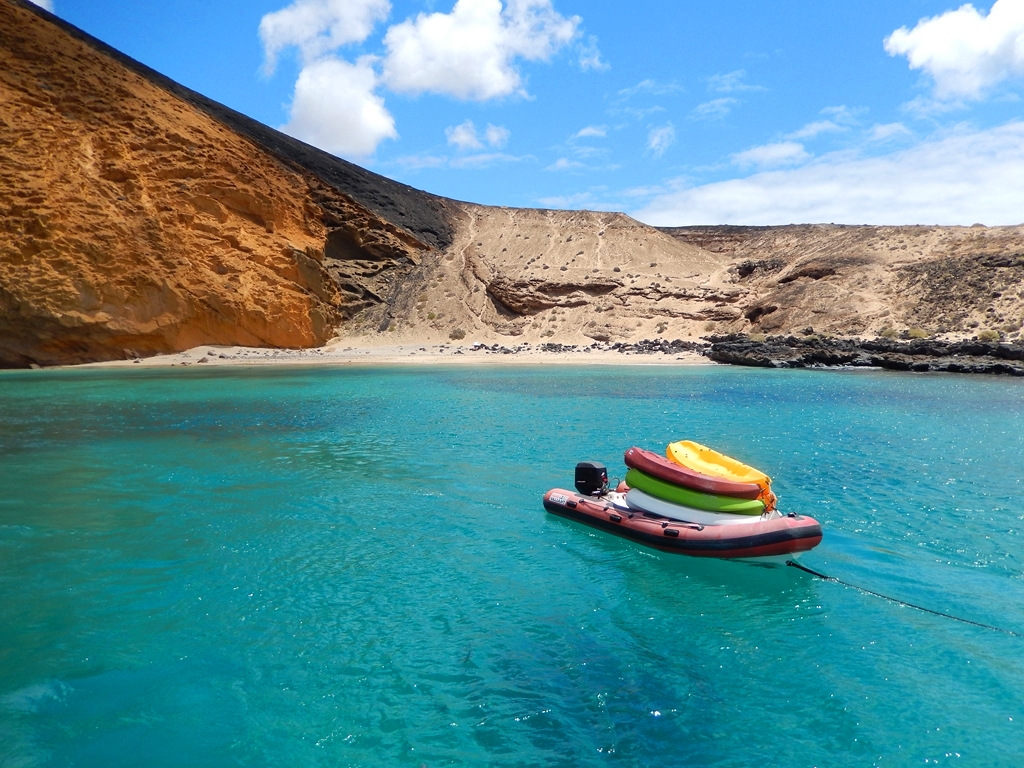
(348, 203), (748, 344)
(362, 213), (1024, 349)
(663, 225), (1024, 340)
(0, 0), (431, 366)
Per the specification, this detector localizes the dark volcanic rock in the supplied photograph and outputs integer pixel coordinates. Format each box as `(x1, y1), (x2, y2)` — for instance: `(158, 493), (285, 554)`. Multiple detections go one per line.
(706, 335), (1024, 376)
(613, 338), (708, 356)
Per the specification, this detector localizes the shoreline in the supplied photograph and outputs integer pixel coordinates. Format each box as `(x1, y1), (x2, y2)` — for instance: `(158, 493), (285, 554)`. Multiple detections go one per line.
(24, 335), (1023, 376)
(61, 341), (716, 370)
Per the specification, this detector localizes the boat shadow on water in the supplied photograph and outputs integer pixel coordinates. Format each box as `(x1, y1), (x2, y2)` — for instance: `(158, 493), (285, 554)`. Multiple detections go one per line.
(546, 514), (822, 613)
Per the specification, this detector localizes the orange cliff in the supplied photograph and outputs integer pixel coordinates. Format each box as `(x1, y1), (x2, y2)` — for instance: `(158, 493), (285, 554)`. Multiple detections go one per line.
(0, 0), (443, 367)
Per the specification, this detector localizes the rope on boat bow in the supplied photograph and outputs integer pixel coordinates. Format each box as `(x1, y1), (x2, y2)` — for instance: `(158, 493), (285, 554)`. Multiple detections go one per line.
(786, 560), (1022, 638)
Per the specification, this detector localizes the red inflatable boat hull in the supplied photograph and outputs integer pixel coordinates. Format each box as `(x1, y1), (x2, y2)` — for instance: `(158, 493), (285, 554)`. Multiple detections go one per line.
(624, 447), (763, 499)
(543, 488), (822, 559)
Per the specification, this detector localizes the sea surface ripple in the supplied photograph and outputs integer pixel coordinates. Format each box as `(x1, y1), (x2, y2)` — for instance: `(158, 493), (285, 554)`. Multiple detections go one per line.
(1, 365), (1023, 766)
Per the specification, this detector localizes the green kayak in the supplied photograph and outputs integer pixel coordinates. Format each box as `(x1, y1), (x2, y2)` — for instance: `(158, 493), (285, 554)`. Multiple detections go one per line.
(624, 468), (767, 515)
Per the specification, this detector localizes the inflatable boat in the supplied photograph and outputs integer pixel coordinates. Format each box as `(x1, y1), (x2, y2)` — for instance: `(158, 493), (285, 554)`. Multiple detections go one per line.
(543, 450), (822, 562)
(543, 488), (822, 562)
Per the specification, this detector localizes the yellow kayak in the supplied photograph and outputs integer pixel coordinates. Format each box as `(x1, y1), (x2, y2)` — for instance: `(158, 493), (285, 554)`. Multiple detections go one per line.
(666, 440), (776, 510)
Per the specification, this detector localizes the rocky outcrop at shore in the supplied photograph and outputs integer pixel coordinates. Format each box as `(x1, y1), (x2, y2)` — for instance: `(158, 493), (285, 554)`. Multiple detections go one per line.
(463, 338), (706, 357)
(706, 335), (1024, 376)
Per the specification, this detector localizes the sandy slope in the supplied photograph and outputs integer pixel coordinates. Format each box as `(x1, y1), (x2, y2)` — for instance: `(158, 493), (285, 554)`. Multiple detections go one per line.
(336, 215), (1024, 349)
(342, 203), (749, 346)
(664, 225), (1024, 339)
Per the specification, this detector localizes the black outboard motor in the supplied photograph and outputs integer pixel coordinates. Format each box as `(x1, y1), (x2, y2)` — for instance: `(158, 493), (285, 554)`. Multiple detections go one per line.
(575, 461), (609, 496)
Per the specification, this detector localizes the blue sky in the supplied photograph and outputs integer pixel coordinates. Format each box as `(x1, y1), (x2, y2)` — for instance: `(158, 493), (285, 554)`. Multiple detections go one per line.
(37, 0), (1024, 225)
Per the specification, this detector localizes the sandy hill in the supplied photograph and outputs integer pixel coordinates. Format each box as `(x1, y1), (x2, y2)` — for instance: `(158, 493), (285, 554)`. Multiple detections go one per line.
(1, 0), (1022, 367)
(663, 225), (1024, 339)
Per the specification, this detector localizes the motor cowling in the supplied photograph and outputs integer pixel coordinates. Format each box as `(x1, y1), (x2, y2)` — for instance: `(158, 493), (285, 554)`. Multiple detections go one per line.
(574, 461), (608, 496)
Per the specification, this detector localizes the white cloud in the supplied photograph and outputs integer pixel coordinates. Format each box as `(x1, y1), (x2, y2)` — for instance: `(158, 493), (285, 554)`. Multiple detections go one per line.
(573, 125), (607, 138)
(616, 79), (684, 99)
(381, 0), (580, 100)
(446, 120), (483, 149)
(485, 123), (511, 147)
(689, 97), (737, 120)
(900, 94), (968, 117)
(577, 35), (609, 71)
(450, 152), (524, 168)
(281, 57), (397, 157)
(869, 122), (913, 142)
(615, 106), (667, 120)
(884, 0), (1024, 100)
(785, 106), (861, 139)
(259, 0), (390, 74)
(635, 121), (1024, 226)
(445, 120), (511, 149)
(27, 0), (54, 11)
(260, 0), (583, 157)
(731, 141), (809, 169)
(647, 123), (676, 156)
(821, 105), (864, 124)
(787, 120), (843, 140)
(706, 69), (764, 93)
(260, 0), (396, 156)
(621, 178), (686, 199)
(546, 157), (584, 171)
(393, 154), (448, 169)
(391, 150), (524, 170)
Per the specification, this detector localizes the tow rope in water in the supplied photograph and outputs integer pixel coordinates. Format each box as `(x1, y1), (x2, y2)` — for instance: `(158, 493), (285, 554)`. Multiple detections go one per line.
(786, 560), (1021, 637)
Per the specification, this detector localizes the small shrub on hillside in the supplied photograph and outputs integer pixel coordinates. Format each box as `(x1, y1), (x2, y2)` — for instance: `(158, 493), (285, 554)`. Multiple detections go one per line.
(977, 329), (1001, 342)
(656, 321), (669, 334)
(749, 333), (766, 342)
(449, 328), (466, 340)
(907, 327), (929, 339)
(427, 312), (436, 320)
(879, 327), (897, 339)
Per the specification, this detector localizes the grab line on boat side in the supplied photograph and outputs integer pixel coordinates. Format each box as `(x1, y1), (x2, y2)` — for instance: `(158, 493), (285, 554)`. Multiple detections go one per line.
(786, 560), (1022, 638)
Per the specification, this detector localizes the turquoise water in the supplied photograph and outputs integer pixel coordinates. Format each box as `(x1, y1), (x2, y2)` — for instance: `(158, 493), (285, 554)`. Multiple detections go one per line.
(2, 364), (1024, 766)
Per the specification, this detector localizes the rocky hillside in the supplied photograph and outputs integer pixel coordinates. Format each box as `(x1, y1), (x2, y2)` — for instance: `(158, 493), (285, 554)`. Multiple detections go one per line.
(662, 225), (1024, 341)
(349, 216), (1024, 348)
(2, 0), (1023, 367)
(348, 203), (745, 344)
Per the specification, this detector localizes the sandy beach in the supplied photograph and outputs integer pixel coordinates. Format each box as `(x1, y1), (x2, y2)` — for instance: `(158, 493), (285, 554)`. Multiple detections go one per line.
(71, 339), (715, 370)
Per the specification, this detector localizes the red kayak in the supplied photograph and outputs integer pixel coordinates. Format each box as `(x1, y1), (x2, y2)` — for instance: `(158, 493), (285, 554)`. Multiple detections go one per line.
(543, 488), (822, 561)
(624, 447), (762, 499)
